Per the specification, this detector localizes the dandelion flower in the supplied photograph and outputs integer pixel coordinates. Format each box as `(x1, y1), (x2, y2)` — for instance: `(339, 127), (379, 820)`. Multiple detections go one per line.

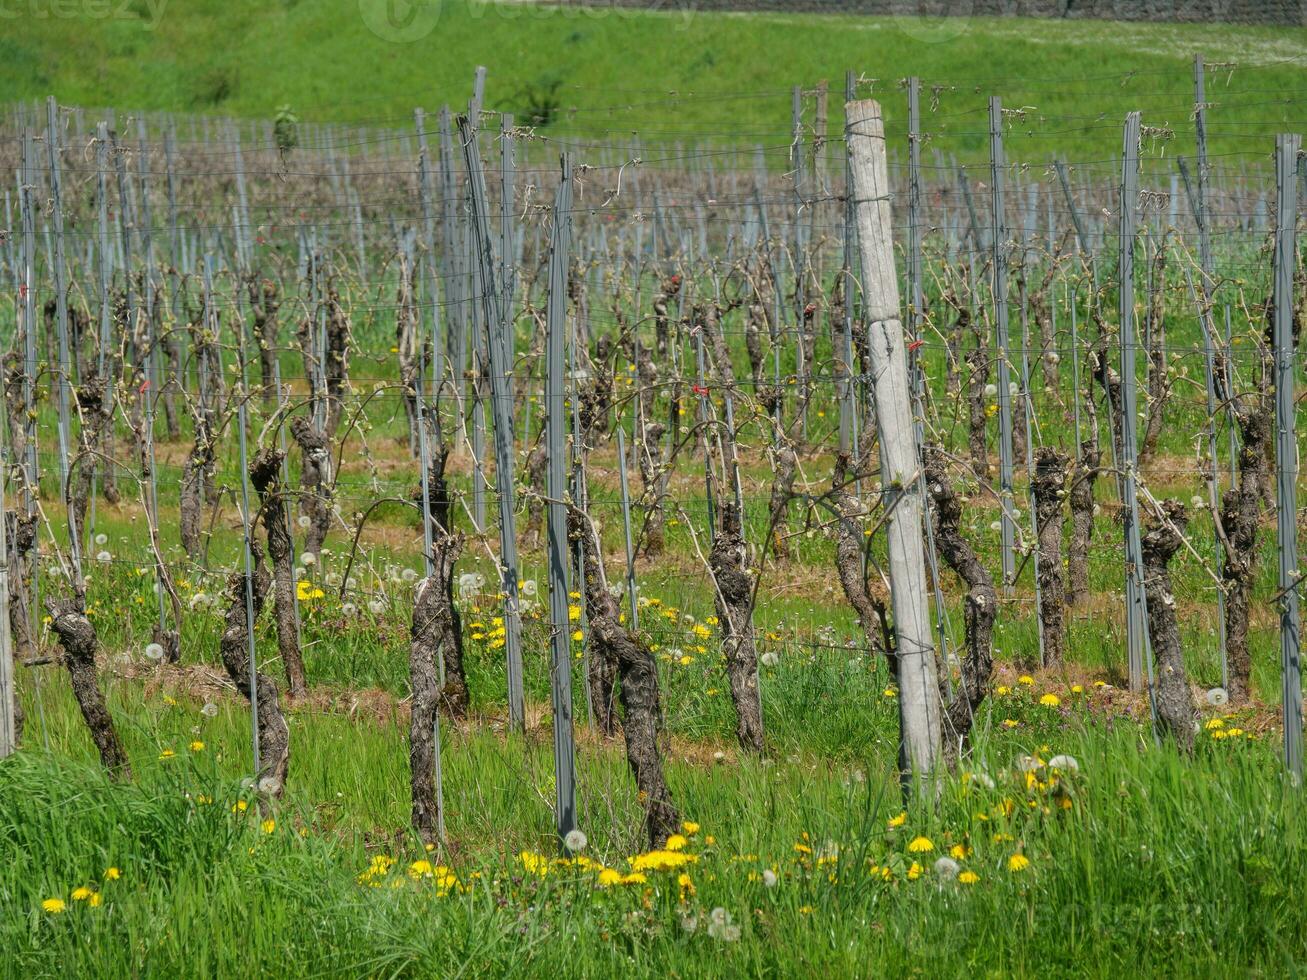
(682, 821), (700, 835)
(760, 651), (779, 668)
(907, 836), (934, 853)
(200, 703), (219, 718)
(762, 868), (778, 888)
(887, 811), (907, 828)
(189, 740), (205, 752)
(564, 829), (588, 853)
(933, 857), (960, 880)
(71, 886), (93, 902)
(1007, 854), (1030, 872)
(1047, 754), (1079, 773)
(261, 819), (276, 834)
(1018, 675), (1034, 686)
(104, 867), (121, 881)
(41, 898), (66, 914)
(94, 533), (109, 546)
(664, 834), (688, 852)
(1039, 693), (1061, 707)
(96, 550), (112, 563)
(1206, 688), (1229, 706)
(301, 552), (317, 566)
(959, 870), (980, 884)
(145, 643), (165, 661)
(706, 907), (741, 942)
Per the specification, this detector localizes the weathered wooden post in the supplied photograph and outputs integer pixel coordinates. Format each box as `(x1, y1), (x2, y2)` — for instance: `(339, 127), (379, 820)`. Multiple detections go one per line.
(846, 99), (941, 788)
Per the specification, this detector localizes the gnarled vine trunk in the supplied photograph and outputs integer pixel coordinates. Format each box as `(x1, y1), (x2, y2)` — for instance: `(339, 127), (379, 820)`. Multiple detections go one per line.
(46, 596), (131, 780)
(1032, 448), (1069, 667)
(1142, 500), (1197, 750)
(290, 416), (332, 559)
(249, 449), (307, 698)
(710, 501), (764, 753)
(924, 449), (997, 760)
(571, 510), (679, 846)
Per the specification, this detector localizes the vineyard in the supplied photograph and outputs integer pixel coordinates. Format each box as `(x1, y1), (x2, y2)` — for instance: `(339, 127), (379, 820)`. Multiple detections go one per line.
(1, 51), (1306, 976)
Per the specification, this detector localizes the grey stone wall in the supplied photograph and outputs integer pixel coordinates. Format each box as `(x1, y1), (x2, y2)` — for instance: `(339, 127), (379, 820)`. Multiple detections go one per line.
(559, 0), (1305, 25)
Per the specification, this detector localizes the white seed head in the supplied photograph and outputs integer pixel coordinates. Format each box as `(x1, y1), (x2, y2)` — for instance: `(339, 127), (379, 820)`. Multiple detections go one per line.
(933, 856), (960, 880)
(563, 829), (588, 853)
(144, 643), (165, 661)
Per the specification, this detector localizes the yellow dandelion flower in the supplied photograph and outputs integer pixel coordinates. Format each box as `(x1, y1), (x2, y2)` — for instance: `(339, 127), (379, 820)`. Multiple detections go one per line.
(104, 867), (121, 881)
(907, 836), (934, 853)
(682, 821), (700, 835)
(88, 892), (103, 907)
(71, 887), (93, 902)
(950, 843), (970, 859)
(41, 898), (66, 914)
(261, 819), (276, 834)
(664, 834), (688, 852)
(887, 811), (907, 828)
(959, 870), (980, 884)
(189, 740), (205, 752)
(1007, 854), (1030, 872)
(1039, 693), (1061, 707)
(1018, 675), (1034, 686)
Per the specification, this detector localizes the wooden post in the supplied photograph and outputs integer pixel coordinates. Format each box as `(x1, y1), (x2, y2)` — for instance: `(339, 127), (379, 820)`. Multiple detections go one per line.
(846, 99), (941, 787)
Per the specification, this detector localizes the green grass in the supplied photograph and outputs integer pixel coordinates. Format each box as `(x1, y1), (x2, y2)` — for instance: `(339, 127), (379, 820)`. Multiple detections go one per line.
(3, 679), (1301, 976)
(2, 1), (1305, 160)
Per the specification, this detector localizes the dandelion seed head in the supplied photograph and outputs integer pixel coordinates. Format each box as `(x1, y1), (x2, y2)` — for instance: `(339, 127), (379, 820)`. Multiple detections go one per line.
(563, 829), (588, 853)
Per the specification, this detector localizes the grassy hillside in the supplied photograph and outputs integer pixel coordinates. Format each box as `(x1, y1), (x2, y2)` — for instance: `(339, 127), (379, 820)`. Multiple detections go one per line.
(1, 1), (1305, 160)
